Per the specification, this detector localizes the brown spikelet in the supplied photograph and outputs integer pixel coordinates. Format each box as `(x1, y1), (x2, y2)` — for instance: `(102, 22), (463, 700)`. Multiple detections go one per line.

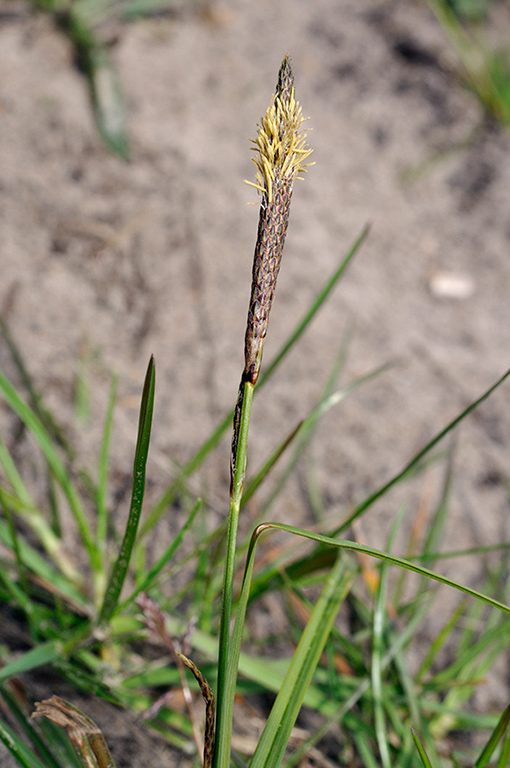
(32, 696), (116, 768)
(243, 181), (293, 385)
(177, 652), (215, 768)
(136, 594), (214, 767)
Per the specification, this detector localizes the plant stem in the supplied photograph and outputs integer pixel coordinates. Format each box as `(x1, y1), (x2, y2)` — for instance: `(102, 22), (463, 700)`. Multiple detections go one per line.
(214, 378), (254, 768)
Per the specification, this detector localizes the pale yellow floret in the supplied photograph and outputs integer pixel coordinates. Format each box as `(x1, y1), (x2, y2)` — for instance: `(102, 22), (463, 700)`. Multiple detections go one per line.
(244, 87), (313, 203)
(245, 181), (267, 198)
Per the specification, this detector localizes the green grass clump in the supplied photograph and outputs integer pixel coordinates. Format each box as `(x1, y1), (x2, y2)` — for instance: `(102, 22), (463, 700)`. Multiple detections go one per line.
(0, 57), (509, 768)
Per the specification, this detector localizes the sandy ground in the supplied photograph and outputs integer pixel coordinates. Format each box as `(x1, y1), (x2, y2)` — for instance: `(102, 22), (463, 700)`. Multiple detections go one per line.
(1, 0), (510, 764)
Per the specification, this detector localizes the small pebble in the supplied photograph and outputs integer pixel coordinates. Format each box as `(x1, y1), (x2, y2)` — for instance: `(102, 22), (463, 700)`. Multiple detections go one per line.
(429, 271), (475, 300)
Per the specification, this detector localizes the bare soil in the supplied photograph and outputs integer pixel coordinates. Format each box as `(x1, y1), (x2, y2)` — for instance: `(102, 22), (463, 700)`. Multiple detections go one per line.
(1, 0), (510, 764)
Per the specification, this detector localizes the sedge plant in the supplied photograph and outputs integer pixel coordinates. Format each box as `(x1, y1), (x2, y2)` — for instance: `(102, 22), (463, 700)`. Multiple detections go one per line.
(0, 56), (510, 768)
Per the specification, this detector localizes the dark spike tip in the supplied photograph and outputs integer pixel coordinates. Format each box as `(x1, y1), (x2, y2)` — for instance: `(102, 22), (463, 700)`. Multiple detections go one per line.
(276, 55), (294, 104)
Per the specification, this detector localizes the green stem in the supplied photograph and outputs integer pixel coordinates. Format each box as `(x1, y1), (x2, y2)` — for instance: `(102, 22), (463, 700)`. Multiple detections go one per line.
(213, 379), (254, 768)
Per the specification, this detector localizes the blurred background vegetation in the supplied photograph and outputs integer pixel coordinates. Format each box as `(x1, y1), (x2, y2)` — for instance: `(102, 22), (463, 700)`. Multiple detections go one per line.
(24, 0), (510, 158)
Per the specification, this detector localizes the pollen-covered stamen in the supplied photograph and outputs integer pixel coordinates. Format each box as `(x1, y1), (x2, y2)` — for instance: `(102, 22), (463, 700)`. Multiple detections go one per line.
(246, 75), (313, 204)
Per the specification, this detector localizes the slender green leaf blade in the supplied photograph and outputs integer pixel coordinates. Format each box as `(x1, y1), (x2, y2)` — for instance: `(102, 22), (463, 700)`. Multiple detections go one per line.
(0, 685), (64, 768)
(476, 701), (510, 768)
(97, 373), (118, 552)
(497, 726), (510, 768)
(0, 641), (62, 683)
(411, 727), (434, 768)
(250, 556), (353, 768)
(371, 508), (406, 768)
(0, 718), (49, 768)
(98, 356), (155, 623)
